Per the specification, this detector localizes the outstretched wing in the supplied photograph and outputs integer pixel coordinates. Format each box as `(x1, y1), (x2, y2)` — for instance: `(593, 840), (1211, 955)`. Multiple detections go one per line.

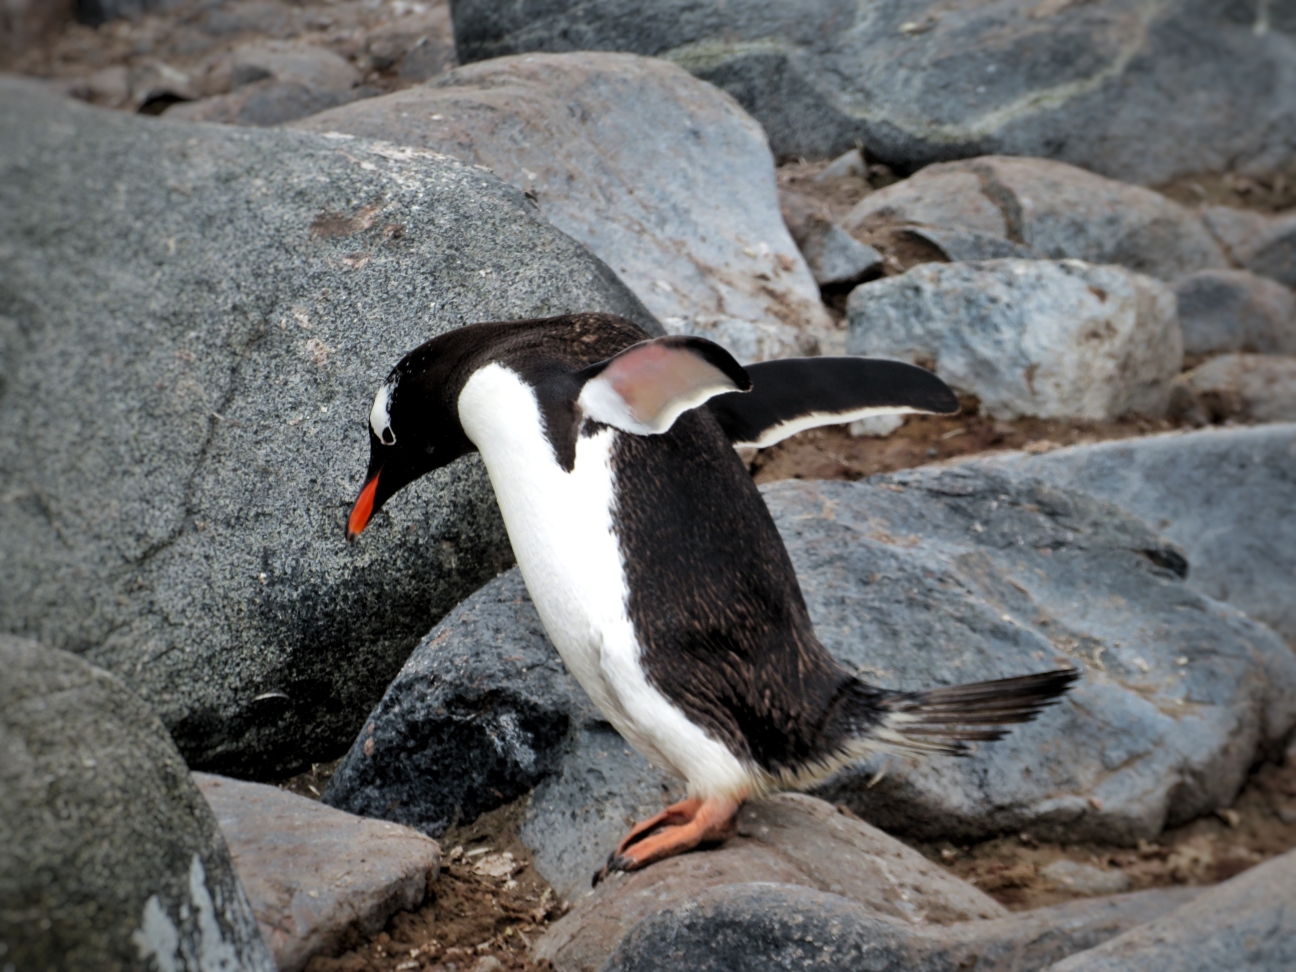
(708, 357), (958, 449)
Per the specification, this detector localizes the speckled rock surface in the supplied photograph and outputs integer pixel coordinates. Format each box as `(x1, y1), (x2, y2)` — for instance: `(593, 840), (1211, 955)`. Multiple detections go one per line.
(448, 0), (1296, 185)
(195, 773), (439, 972)
(1172, 354), (1296, 424)
(1046, 850), (1296, 972)
(843, 156), (1227, 282)
(0, 76), (656, 778)
(969, 424), (1296, 645)
(847, 260), (1182, 419)
(1202, 206), (1296, 288)
(294, 52), (833, 362)
(0, 636), (275, 972)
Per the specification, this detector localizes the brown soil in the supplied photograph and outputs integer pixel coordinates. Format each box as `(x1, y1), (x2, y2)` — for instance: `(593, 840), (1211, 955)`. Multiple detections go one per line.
(920, 754), (1296, 910)
(749, 400), (1184, 486)
(303, 795), (563, 972)
(1157, 169), (1296, 213)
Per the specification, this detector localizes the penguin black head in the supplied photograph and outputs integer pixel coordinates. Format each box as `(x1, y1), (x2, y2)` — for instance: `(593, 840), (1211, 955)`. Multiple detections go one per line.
(345, 313), (751, 540)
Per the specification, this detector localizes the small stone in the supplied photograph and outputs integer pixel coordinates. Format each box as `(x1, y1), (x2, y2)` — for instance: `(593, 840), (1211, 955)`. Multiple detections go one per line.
(848, 413), (905, 438)
(1041, 860), (1133, 896)
(814, 147), (866, 180)
(1171, 354), (1296, 424)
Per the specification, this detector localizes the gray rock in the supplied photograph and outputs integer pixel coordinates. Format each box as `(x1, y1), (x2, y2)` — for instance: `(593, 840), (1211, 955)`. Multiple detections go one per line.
(0, 77), (656, 778)
(785, 213), (883, 288)
(1171, 354), (1296, 424)
(294, 52), (832, 362)
(1202, 206), (1296, 288)
(365, 2), (457, 81)
(0, 636), (275, 972)
(1046, 850), (1296, 972)
(1041, 860), (1132, 897)
(846, 259), (1183, 420)
(448, 0), (1296, 185)
(166, 42), (364, 127)
(599, 882), (1204, 972)
(327, 468), (1296, 890)
(1175, 269), (1296, 355)
(968, 424), (1296, 645)
(194, 773), (439, 972)
(776, 472), (1296, 844)
(1, 0), (74, 59)
(537, 793), (1006, 971)
(815, 147), (866, 181)
(902, 225), (1043, 263)
(844, 157), (1227, 281)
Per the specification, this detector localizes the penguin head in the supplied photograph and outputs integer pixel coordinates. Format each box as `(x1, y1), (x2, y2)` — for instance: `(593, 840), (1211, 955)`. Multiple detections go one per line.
(345, 314), (751, 540)
(346, 339), (476, 541)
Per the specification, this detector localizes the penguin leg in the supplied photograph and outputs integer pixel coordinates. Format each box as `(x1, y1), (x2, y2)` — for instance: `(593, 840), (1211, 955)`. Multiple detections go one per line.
(594, 795), (741, 884)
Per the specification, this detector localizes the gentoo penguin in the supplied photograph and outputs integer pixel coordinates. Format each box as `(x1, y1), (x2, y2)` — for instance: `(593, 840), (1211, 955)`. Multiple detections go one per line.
(347, 312), (1078, 879)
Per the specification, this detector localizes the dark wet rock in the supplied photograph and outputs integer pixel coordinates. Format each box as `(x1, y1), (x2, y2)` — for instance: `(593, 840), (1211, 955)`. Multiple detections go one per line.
(847, 259), (1182, 419)
(1175, 269), (1296, 355)
(597, 883), (1204, 972)
(0, 77), (656, 778)
(448, 0), (1296, 185)
(844, 157), (1227, 281)
(0, 636), (275, 972)
(195, 773), (439, 972)
(295, 51), (832, 362)
(971, 424), (1296, 645)
(1202, 206), (1296, 288)
(1046, 850), (1296, 971)
(75, 0), (184, 27)
(327, 469), (1296, 898)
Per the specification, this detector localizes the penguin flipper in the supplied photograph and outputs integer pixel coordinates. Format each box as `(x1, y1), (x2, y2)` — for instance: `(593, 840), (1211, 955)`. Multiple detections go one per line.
(575, 334), (751, 435)
(708, 357), (959, 449)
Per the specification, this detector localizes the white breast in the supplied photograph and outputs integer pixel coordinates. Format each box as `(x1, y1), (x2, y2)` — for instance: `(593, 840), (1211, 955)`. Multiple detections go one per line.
(457, 363), (753, 800)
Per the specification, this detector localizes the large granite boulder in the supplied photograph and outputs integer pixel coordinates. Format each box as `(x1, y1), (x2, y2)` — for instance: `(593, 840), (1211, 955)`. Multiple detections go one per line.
(969, 424), (1296, 645)
(324, 469), (1296, 899)
(0, 77), (656, 778)
(448, 0), (1296, 185)
(846, 260), (1182, 419)
(294, 52), (834, 362)
(843, 156), (1228, 282)
(0, 636), (275, 972)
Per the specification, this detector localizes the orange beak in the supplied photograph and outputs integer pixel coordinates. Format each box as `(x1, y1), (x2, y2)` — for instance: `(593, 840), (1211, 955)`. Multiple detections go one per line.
(346, 473), (380, 541)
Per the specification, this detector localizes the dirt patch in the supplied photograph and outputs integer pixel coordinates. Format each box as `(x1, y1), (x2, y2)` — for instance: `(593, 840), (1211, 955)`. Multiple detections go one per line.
(749, 402), (1185, 486)
(304, 795), (563, 972)
(1157, 169), (1296, 213)
(919, 753), (1296, 911)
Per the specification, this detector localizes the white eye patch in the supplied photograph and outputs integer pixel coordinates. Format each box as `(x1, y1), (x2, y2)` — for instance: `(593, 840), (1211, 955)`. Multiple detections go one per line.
(370, 382), (396, 445)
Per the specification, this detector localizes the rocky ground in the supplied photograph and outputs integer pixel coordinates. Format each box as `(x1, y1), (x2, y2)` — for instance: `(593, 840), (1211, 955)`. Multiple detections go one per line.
(4, 1), (1296, 971)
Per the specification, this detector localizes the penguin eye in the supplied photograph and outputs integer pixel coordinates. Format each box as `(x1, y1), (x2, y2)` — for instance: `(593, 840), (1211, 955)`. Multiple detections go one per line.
(370, 382), (396, 446)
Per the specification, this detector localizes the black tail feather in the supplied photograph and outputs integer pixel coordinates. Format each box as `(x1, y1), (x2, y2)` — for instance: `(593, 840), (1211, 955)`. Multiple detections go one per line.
(870, 668), (1079, 757)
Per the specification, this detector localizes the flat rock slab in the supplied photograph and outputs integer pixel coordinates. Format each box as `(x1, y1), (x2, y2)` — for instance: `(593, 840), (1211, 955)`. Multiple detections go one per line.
(844, 156), (1226, 282)
(326, 467), (1296, 902)
(537, 794), (1006, 972)
(0, 77), (654, 778)
(597, 882), (1203, 972)
(449, 0), (1296, 185)
(1046, 850), (1296, 971)
(846, 259), (1182, 419)
(0, 636), (274, 972)
(968, 424), (1296, 645)
(294, 51), (833, 361)
(195, 773), (439, 972)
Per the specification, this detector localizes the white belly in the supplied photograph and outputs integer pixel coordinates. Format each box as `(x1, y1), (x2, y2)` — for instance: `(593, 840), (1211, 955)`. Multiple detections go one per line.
(457, 363), (753, 799)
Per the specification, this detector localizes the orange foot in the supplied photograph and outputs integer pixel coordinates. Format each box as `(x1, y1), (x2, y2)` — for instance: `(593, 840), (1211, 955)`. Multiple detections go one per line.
(593, 795), (743, 885)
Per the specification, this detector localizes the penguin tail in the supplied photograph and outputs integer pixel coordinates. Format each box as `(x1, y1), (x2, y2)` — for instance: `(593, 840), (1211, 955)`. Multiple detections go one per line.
(844, 668), (1080, 759)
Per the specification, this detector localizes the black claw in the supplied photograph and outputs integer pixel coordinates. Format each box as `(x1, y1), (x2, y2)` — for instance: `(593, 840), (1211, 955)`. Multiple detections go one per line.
(591, 854), (633, 887)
